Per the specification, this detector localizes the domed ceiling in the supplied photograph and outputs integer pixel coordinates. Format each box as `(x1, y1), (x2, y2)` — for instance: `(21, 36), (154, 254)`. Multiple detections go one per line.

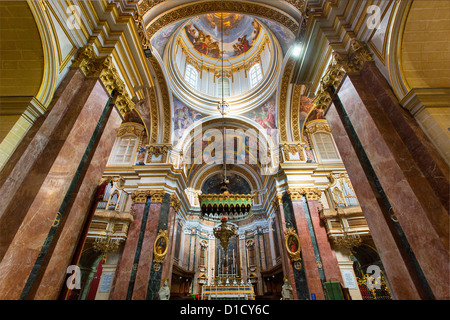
(183, 13), (262, 60)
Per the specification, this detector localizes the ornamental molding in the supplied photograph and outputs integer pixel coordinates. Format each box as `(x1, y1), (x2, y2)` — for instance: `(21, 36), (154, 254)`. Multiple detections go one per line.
(287, 187), (322, 201)
(312, 40), (374, 113)
(71, 45), (134, 116)
(304, 120), (331, 134)
(281, 143), (305, 161)
(144, 1), (300, 39)
(131, 189), (166, 203)
(170, 194), (181, 211)
(278, 57), (296, 142)
(117, 123), (146, 138)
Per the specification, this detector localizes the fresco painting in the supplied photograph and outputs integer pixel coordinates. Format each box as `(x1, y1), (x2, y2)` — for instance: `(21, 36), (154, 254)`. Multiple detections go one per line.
(184, 13), (261, 60)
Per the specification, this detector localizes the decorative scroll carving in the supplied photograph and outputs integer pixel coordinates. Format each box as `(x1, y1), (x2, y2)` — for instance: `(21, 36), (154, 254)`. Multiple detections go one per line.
(146, 144), (169, 163)
(282, 143), (305, 161)
(304, 121), (331, 134)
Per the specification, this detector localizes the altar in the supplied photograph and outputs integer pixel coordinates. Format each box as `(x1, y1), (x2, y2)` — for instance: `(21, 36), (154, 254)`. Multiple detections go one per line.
(201, 284), (255, 300)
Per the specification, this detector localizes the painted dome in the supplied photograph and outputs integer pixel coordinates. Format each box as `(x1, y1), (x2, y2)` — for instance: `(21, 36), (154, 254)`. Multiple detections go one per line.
(183, 13), (262, 61)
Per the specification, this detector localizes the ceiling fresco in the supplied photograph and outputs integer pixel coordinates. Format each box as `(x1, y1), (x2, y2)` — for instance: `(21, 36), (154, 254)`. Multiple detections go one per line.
(184, 13), (262, 60)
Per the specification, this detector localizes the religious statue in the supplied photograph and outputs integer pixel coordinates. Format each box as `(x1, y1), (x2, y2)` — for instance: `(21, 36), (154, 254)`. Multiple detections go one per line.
(281, 277), (294, 300)
(158, 278), (170, 300)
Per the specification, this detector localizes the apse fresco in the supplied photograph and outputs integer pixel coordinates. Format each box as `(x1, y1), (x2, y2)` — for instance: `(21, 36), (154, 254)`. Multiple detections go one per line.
(184, 13), (261, 60)
(201, 172), (251, 195)
(173, 95), (205, 139)
(243, 94), (277, 132)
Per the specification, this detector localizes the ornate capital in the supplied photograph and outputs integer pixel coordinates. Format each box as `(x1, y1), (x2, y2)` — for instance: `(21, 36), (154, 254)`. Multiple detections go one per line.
(149, 190), (165, 203)
(131, 190), (148, 204)
(286, 189), (303, 201)
(287, 187), (322, 201)
(71, 45), (134, 116)
(170, 194), (181, 211)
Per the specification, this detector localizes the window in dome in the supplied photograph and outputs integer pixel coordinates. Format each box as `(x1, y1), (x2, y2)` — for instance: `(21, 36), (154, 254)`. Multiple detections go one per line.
(185, 64), (198, 88)
(217, 77), (231, 97)
(249, 63), (263, 88)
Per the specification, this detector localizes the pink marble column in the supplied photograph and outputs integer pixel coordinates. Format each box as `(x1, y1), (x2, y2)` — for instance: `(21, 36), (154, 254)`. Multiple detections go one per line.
(131, 201), (162, 300)
(337, 73), (449, 299)
(109, 201), (147, 300)
(273, 199), (298, 300)
(31, 108), (122, 299)
(291, 201), (325, 300)
(161, 200), (178, 288)
(0, 68), (112, 300)
(306, 199), (343, 284)
(326, 102), (424, 299)
(360, 62), (449, 212)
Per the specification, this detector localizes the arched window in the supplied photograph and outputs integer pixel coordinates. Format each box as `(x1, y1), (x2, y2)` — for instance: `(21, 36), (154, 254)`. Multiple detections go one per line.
(185, 64), (198, 88)
(217, 77), (231, 97)
(313, 132), (340, 161)
(249, 63), (263, 88)
(113, 135), (137, 164)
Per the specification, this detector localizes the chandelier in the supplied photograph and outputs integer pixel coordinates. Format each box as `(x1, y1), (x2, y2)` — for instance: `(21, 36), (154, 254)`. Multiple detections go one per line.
(213, 216), (237, 251)
(199, 2), (254, 220)
(333, 232), (362, 252)
(93, 231), (120, 260)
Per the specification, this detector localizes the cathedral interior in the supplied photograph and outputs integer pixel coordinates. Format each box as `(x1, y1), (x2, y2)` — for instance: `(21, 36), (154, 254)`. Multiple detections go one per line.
(0, 0), (449, 301)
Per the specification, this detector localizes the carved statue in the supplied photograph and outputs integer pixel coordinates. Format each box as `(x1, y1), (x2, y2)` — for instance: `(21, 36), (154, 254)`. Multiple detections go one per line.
(158, 279), (170, 300)
(281, 277), (294, 300)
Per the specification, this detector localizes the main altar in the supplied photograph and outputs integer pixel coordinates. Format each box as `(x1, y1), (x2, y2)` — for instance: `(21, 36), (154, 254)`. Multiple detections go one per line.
(201, 282), (255, 300)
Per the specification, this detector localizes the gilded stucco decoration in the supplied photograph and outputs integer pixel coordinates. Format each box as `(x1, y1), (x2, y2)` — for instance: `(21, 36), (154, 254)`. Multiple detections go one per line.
(144, 1), (299, 39)
(278, 57), (296, 142)
(71, 45), (135, 117)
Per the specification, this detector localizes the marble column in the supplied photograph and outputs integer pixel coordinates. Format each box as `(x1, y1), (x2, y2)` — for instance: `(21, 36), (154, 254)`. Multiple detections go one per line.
(305, 196), (343, 284)
(326, 100), (426, 300)
(160, 195), (180, 288)
(132, 191), (164, 300)
(289, 193), (325, 300)
(109, 192), (148, 300)
(0, 58), (127, 299)
(31, 105), (122, 300)
(335, 71), (449, 299)
(272, 196), (297, 300)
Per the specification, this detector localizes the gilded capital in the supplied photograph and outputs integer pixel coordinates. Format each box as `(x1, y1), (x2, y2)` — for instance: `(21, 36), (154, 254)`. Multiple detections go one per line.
(170, 194), (181, 211)
(149, 190), (165, 203)
(131, 190), (148, 204)
(72, 45), (134, 116)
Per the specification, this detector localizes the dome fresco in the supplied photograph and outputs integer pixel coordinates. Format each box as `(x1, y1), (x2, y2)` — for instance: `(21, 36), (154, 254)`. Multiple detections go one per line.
(183, 13), (262, 60)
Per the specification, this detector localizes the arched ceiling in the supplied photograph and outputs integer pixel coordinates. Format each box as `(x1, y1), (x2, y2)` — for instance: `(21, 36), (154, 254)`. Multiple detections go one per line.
(401, 0), (450, 89)
(0, 1), (44, 97)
